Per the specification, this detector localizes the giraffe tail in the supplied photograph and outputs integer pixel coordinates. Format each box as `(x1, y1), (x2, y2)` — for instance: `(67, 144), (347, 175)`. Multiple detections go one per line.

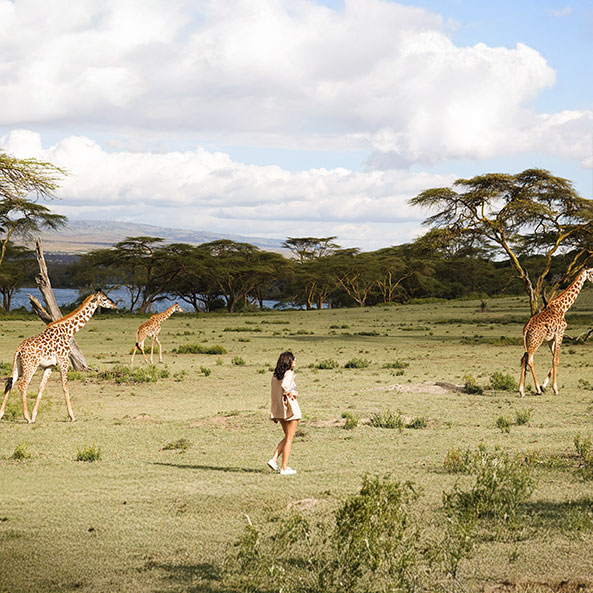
(4, 351), (21, 394)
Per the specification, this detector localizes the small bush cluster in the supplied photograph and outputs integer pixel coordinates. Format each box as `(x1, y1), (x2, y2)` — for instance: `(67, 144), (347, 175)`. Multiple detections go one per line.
(95, 365), (169, 384)
(344, 358), (370, 369)
(11, 443), (31, 460)
(489, 372), (519, 391)
(574, 433), (593, 480)
(200, 366), (212, 376)
(310, 359), (339, 370)
(0, 361), (12, 375)
(496, 408), (533, 432)
(443, 446), (537, 524)
(231, 357), (246, 366)
(223, 326), (262, 333)
(496, 415), (513, 433)
(462, 375), (483, 395)
(341, 411), (359, 430)
(76, 444), (102, 462)
(368, 409), (405, 430)
(223, 475), (473, 593)
(175, 344), (227, 355)
(382, 360), (409, 370)
(161, 438), (192, 451)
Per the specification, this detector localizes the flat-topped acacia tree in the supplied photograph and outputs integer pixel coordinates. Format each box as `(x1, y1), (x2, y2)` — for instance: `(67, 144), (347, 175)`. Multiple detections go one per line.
(410, 169), (593, 315)
(0, 151), (66, 269)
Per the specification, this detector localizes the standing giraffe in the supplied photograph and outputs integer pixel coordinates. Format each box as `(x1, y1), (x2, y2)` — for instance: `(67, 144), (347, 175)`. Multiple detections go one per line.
(131, 304), (183, 366)
(519, 267), (593, 396)
(1, 291), (117, 423)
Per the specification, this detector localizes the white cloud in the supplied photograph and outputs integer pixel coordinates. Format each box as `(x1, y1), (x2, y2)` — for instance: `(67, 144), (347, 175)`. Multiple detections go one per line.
(0, 130), (454, 249)
(547, 6), (573, 18)
(1, 0), (589, 167)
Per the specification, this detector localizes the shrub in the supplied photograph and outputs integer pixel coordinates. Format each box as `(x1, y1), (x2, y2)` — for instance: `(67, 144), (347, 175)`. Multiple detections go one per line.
(0, 361), (12, 374)
(173, 370), (188, 382)
(11, 443), (31, 460)
(161, 438), (192, 451)
(407, 416), (427, 429)
(95, 365), (169, 384)
(496, 415), (512, 433)
(489, 372), (519, 391)
(344, 358), (370, 369)
(443, 447), (475, 474)
(443, 446), (537, 523)
(462, 375), (483, 395)
(514, 408), (532, 426)
(341, 411), (359, 430)
(574, 433), (593, 480)
(231, 357), (246, 366)
(311, 359), (339, 370)
(175, 344), (227, 355)
(368, 409), (404, 431)
(224, 326), (262, 333)
(382, 360), (409, 369)
(76, 444), (102, 462)
(200, 366), (212, 376)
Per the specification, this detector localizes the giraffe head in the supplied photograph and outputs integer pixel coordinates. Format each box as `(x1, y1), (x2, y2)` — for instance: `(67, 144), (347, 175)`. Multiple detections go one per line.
(93, 292), (117, 310)
(172, 304), (183, 313)
(585, 268), (593, 283)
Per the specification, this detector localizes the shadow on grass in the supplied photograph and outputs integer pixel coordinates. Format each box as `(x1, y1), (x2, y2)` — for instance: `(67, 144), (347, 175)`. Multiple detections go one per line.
(523, 498), (593, 532)
(146, 560), (231, 593)
(153, 461), (267, 474)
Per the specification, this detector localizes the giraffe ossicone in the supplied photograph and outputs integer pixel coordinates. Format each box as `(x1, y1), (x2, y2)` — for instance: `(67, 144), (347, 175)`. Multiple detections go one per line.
(519, 267), (593, 397)
(1, 292), (117, 423)
(131, 303), (183, 366)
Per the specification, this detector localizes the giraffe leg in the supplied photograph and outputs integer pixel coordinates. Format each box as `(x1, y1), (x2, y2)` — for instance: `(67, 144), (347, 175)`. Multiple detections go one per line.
(150, 337), (156, 364)
(31, 367), (53, 423)
(17, 371), (35, 423)
(0, 380), (12, 420)
(526, 354), (542, 395)
(155, 336), (163, 363)
(551, 331), (564, 396)
(58, 359), (76, 421)
(541, 339), (555, 390)
(519, 352), (528, 397)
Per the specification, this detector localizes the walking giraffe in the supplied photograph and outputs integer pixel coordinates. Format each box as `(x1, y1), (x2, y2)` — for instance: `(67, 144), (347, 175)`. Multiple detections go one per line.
(1, 291), (117, 423)
(519, 267), (593, 396)
(131, 304), (183, 366)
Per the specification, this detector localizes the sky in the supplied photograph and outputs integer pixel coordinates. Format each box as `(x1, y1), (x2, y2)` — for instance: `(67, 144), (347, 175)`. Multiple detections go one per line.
(0, 0), (592, 251)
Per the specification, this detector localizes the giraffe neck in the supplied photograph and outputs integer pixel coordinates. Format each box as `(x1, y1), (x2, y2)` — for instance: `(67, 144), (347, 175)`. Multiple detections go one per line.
(49, 297), (98, 337)
(550, 269), (588, 314)
(157, 306), (177, 323)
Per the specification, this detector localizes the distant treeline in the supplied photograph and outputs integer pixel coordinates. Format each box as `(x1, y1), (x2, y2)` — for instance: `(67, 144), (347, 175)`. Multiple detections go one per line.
(0, 235), (581, 313)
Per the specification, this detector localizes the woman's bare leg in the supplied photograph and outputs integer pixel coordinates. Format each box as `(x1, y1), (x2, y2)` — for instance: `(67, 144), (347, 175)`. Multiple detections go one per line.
(279, 420), (298, 470)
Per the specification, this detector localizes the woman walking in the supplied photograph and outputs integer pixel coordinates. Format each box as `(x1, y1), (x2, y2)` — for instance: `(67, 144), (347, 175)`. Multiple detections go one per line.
(268, 351), (301, 475)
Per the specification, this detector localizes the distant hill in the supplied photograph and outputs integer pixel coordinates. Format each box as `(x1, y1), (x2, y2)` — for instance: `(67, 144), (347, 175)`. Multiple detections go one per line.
(20, 220), (285, 254)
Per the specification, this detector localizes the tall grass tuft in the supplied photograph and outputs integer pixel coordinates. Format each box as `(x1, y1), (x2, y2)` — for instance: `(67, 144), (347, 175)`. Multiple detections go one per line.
(368, 409), (404, 430)
(344, 358), (370, 369)
(175, 344), (227, 355)
(489, 372), (519, 391)
(574, 433), (593, 480)
(11, 443), (31, 460)
(76, 444), (102, 462)
(341, 411), (359, 430)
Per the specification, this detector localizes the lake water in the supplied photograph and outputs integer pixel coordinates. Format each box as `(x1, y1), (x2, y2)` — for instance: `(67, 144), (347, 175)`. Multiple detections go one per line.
(10, 288), (285, 312)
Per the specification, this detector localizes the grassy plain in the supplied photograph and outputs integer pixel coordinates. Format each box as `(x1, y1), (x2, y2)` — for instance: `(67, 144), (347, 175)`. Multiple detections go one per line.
(1, 291), (593, 593)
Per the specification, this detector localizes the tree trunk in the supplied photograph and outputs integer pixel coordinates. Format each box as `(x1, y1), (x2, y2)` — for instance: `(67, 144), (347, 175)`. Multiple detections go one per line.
(30, 237), (89, 371)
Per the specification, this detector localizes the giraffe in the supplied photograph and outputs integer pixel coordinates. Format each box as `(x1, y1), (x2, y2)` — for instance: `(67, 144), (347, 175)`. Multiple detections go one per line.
(130, 303), (183, 366)
(519, 267), (593, 397)
(1, 291), (117, 423)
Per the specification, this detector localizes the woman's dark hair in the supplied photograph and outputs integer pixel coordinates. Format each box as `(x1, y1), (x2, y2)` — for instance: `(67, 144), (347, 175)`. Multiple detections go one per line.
(273, 351), (295, 380)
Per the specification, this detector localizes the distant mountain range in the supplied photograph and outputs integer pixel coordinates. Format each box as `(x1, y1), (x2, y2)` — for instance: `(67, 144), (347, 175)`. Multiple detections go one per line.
(24, 220), (285, 254)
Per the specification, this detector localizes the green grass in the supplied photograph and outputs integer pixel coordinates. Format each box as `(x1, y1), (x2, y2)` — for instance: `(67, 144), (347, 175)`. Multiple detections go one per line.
(1, 291), (593, 592)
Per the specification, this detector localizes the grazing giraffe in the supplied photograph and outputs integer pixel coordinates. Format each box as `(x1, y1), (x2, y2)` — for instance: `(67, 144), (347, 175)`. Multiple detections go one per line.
(1, 292), (117, 423)
(519, 267), (593, 396)
(131, 304), (183, 366)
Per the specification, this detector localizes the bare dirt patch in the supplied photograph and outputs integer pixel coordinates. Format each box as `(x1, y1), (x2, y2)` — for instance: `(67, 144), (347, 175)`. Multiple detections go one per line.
(364, 381), (464, 395)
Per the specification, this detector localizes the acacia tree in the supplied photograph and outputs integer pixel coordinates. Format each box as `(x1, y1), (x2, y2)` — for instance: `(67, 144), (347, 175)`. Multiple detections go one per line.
(410, 169), (593, 314)
(282, 237), (340, 263)
(0, 243), (35, 310)
(0, 151), (67, 268)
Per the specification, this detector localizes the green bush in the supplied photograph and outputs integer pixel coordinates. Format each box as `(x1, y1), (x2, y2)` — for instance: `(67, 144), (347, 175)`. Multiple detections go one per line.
(443, 446), (537, 523)
(200, 366), (212, 376)
(574, 433), (593, 480)
(223, 326), (262, 333)
(76, 444), (102, 462)
(382, 360), (409, 369)
(368, 409), (404, 430)
(11, 443), (31, 460)
(514, 408), (532, 426)
(0, 361), (12, 375)
(462, 375), (483, 395)
(231, 357), (246, 366)
(443, 447), (475, 474)
(496, 415), (512, 433)
(344, 358), (370, 369)
(95, 365), (169, 384)
(341, 411), (359, 430)
(407, 416), (427, 429)
(161, 438), (192, 451)
(223, 475), (473, 593)
(489, 372), (519, 391)
(175, 344), (227, 355)
(311, 358), (339, 370)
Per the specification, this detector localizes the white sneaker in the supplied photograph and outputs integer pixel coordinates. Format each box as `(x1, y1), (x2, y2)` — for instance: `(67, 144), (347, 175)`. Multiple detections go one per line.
(267, 459), (278, 471)
(280, 467), (296, 475)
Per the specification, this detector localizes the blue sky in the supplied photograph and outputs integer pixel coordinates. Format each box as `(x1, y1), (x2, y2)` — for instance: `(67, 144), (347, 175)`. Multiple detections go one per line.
(1, 0), (592, 250)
